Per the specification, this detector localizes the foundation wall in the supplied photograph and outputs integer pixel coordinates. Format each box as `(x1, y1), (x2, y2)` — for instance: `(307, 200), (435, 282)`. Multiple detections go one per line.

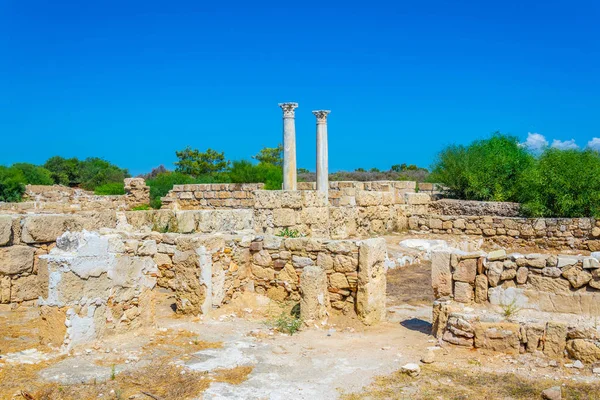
(410, 214), (600, 250)
(160, 183), (265, 210)
(431, 247), (600, 363)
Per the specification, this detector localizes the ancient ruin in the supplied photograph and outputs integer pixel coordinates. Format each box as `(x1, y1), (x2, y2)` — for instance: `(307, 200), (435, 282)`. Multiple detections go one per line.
(1, 104), (599, 399)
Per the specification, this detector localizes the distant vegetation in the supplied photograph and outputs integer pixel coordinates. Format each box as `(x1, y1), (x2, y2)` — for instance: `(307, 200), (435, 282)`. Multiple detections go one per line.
(0, 144), (429, 208)
(0, 157), (129, 202)
(430, 132), (600, 217)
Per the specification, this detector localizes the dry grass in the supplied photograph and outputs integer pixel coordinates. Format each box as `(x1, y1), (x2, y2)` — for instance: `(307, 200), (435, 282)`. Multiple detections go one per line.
(341, 365), (600, 400)
(212, 365), (254, 385)
(0, 356), (67, 400)
(143, 329), (222, 356)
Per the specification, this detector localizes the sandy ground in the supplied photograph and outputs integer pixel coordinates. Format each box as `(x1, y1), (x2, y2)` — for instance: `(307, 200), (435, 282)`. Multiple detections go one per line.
(1, 235), (600, 399)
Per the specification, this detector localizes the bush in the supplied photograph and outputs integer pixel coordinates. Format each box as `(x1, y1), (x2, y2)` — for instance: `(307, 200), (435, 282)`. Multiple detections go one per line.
(44, 156), (81, 186)
(0, 166), (26, 202)
(11, 163), (54, 185)
(174, 147), (229, 176)
(78, 158), (129, 191)
(228, 160), (283, 190)
(146, 171), (197, 209)
(519, 149), (600, 217)
(430, 133), (534, 202)
(94, 182), (126, 195)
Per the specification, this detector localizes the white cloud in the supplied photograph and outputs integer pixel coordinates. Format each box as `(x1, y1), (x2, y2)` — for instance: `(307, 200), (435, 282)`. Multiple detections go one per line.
(551, 139), (579, 150)
(521, 132), (548, 153)
(587, 138), (600, 151)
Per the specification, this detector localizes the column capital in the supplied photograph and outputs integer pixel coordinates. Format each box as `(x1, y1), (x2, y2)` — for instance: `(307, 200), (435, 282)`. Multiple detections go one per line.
(312, 110), (331, 123)
(279, 102), (299, 118)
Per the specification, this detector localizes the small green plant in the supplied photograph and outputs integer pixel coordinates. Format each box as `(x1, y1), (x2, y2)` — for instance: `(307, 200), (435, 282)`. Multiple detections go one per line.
(271, 311), (303, 335)
(111, 364), (116, 380)
(276, 227), (303, 238)
(131, 204), (151, 211)
(501, 298), (521, 320)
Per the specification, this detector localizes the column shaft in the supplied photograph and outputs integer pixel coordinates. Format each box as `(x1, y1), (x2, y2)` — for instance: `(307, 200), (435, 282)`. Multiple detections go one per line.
(313, 110), (331, 199)
(279, 103), (298, 190)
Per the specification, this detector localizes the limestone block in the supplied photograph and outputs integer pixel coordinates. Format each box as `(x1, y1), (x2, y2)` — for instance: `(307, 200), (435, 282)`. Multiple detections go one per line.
(487, 249), (507, 261)
(453, 259), (477, 283)
(431, 250), (452, 298)
(329, 272), (350, 289)
(356, 238), (387, 325)
(302, 191), (328, 208)
(525, 324), (545, 352)
(0, 245), (35, 275)
(333, 254), (358, 273)
(300, 207), (328, 225)
(528, 275), (571, 293)
(473, 322), (520, 355)
(1, 276), (10, 303)
(561, 266), (592, 288)
(442, 330), (473, 347)
(454, 282), (473, 303)
(253, 250), (272, 267)
(175, 211), (197, 233)
(544, 322), (567, 358)
(542, 267), (562, 278)
(21, 215), (79, 243)
(356, 191), (382, 207)
(486, 261), (504, 287)
(405, 193), (431, 205)
(263, 235), (283, 250)
(292, 255), (313, 268)
(583, 257), (600, 269)
(267, 286), (287, 302)
(138, 240), (157, 256)
(253, 191), (281, 209)
(251, 265), (275, 281)
(516, 267), (528, 284)
(326, 241), (355, 254)
(0, 215), (12, 246)
(300, 265), (329, 323)
(153, 253), (172, 267)
(566, 339), (600, 364)
(474, 275), (488, 303)
(10, 274), (39, 302)
(273, 209), (297, 227)
(279, 191), (303, 208)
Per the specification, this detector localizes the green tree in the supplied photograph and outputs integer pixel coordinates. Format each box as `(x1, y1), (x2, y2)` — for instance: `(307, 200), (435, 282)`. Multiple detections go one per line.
(44, 156), (81, 186)
(146, 171), (197, 209)
(519, 149), (600, 217)
(430, 133), (534, 202)
(11, 163), (54, 185)
(174, 147), (229, 176)
(0, 166), (26, 202)
(252, 144), (283, 166)
(78, 158), (129, 191)
(228, 160), (283, 190)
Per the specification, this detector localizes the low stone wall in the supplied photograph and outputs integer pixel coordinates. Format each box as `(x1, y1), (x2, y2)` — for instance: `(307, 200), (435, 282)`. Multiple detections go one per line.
(429, 199), (521, 217)
(410, 214), (600, 250)
(431, 248), (600, 363)
(253, 190), (329, 237)
(160, 183), (264, 210)
(35, 230), (388, 349)
(1, 178), (150, 213)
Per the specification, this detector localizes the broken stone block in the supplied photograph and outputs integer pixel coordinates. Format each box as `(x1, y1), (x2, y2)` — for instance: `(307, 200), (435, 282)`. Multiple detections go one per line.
(486, 261), (503, 287)
(516, 267), (528, 284)
(566, 339), (600, 364)
(544, 322), (567, 358)
(431, 250), (452, 298)
(473, 322), (520, 355)
(300, 265), (329, 323)
(561, 266), (592, 289)
(0, 215), (12, 246)
(474, 275), (488, 303)
(356, 238), (386, 325)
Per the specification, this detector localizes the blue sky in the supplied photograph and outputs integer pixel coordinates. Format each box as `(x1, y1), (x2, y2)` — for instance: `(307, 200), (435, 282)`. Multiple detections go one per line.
(1, 0), (598, 175)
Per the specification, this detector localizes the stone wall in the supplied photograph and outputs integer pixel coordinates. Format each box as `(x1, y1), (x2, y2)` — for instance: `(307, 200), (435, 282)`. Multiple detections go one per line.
(428, 199), (521, 217)
(1, 179), (150, 213)
(253, 190), (329, 237)
(410, 214), (600, 250)
(160, 183), (264, 210)
(297, 180), (421, 206)
(431, 247), (600, 363)
(34, 230), (388, 349)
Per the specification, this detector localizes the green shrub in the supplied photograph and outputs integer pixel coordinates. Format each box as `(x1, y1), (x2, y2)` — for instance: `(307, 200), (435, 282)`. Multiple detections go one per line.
(146, 171), (197, 209)
(519, 149), (600, 217)
(0, 166), (26, 202)
(11, 163), (54, 185)
(94, 182), (125, 195)
(270, 311), (303, 335)
(79, 158), (129, 191)
(43, 156), (81, 186)
(430, 133), (534, 201)
(276, 228), (303, 238)
(228, 160), (283, 190)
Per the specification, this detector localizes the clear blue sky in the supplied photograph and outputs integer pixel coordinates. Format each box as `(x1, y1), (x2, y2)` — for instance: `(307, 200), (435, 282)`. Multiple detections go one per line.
(1, 0), (598, 175)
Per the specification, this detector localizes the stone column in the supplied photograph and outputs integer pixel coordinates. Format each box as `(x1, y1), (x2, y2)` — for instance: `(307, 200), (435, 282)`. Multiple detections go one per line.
(279, 102), (299, 190)
(313, 110), (330, 200)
